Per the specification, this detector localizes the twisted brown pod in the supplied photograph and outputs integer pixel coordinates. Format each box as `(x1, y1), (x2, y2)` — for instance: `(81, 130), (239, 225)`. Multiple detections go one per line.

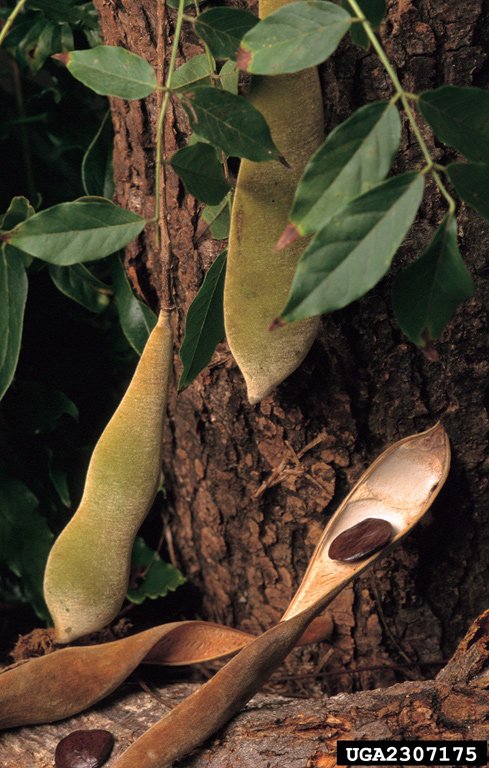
(0, 616), (332, 729)
(224, 0), (324, 404)
(111, 424), (450, 768)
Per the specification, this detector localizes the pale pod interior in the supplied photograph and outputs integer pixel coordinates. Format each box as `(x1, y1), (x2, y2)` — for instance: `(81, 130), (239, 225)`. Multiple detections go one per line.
(282, 423), (450, 621)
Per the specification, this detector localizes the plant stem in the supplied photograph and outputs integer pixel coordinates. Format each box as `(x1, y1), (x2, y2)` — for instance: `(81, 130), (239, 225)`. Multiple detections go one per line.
(347, 0), (456, 215)
(154, 0), (186, 249)
(0, 0), (28, 48)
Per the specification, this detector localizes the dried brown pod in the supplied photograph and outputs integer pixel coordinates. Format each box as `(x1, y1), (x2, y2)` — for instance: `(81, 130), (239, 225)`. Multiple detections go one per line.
(0, 616), (332, 729)
(281, 422), (450, 621)
(110, 424), (450, 768)
(55, 729), (114, 768)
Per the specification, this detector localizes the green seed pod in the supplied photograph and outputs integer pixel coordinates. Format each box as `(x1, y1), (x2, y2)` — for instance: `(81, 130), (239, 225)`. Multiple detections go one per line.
(43, 310), (173, 644)
(224, 0), (324, 404)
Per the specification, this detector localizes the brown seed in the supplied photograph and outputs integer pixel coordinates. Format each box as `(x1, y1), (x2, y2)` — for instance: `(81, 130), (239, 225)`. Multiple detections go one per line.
(328, 518), (394, 562)
(55, 730), (114, 768)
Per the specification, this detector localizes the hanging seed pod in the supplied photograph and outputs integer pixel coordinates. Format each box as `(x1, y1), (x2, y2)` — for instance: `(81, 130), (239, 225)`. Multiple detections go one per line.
(43, 311), (173, 644)
(224, 0), (324, 404)
(0, 617), (332, 729)
(110, 424), (450, 768)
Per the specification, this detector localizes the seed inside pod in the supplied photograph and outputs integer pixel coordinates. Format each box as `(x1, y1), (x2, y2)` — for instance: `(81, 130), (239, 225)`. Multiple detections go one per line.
(55, 729), (114, 768)
(328, 518), (394, 562)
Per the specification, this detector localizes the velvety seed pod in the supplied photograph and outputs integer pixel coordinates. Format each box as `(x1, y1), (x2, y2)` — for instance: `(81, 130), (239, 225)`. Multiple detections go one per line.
(224, 0), (324, 404)
(43, 311), (173, 643)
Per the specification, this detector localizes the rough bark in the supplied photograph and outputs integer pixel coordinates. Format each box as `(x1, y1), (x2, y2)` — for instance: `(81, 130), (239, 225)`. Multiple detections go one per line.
(92, 0), (489, 692)
(0, 610), (487, 767)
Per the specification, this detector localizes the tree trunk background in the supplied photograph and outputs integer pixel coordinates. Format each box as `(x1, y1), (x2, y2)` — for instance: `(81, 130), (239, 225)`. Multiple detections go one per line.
(92, 0), (489, 693)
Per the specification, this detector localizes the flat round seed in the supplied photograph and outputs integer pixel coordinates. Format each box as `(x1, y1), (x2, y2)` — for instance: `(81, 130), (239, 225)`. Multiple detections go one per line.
(55, 729), (114, 768)
(328, 518), (394, 562)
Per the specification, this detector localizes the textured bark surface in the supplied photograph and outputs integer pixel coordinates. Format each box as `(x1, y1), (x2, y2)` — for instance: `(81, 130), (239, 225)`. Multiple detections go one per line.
(92, 0), (489, 692)
(0, 611), (487, 767)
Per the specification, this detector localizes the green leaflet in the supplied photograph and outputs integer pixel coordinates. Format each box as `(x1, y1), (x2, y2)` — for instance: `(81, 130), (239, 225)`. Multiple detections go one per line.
(447, 162), (489, 222)
(179, 251), (226, 390)
(61, 45), (157, 99)
(419, 85), (489, 165)
(195, 8), (258, 60)
(127, 538), (185, 605)
(183, 87), (280, 162)
(0, 196), (35, 231)
(393, 215), (474, 346)
(0, 473), (53, 619)
(219, 60), (239, 94)
(171, 143), (230, 204)
(81, 110), (115, 198)
(8, 198), (146, 266)
(0, 246), (28, 401)
(202, 198), (230, 240)
(111, 255), (157, 355)
(49, 263), (111, 313)
(287, 101), (401, 238)
(237, 1), (351, 75)
(172, 54), (213, 91)
(281, 172), (424, 322)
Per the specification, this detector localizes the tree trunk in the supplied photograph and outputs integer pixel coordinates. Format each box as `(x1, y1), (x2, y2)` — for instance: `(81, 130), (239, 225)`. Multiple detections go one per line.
(1, 610), (487, 766)
(92, 0), (489, 693)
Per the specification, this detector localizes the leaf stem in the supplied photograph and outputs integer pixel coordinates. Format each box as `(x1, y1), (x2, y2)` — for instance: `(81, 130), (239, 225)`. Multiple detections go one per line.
(347, 0), (455, 215)
(0, 0), (28, 48)
(154, 0), (186, 251)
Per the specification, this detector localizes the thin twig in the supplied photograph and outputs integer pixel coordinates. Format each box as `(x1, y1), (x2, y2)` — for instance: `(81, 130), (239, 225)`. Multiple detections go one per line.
(347, 0), (456, 216)
(0, 0), (28, 48)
